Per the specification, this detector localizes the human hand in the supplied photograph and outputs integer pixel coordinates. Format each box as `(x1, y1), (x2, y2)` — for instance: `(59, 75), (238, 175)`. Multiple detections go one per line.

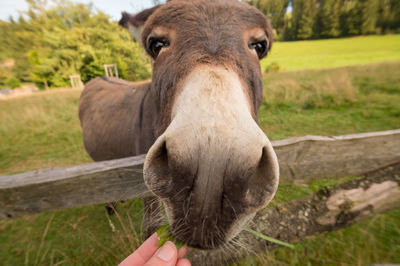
(119, 232), (191, 266)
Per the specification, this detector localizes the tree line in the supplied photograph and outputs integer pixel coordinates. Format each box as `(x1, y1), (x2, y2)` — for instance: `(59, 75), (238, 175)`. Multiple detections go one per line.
(247, 0), (400, 40)
(0, 0), (151, 89)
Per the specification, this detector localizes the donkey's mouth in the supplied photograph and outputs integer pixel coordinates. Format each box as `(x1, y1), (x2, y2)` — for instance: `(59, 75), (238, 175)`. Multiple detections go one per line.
(155, 197), (258, 250)
(167, 215), (255, 250)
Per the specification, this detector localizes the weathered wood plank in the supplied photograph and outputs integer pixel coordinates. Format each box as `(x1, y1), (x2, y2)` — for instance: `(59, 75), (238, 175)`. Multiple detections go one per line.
(187, 162), (400, 266)
(273, 129), (400, 182)
(0, 155), (150, 219)
(1, 129), (399, 219)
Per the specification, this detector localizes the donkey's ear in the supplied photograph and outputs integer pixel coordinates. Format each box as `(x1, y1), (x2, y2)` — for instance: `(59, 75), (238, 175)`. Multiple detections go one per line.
(119, 5), (161, 42)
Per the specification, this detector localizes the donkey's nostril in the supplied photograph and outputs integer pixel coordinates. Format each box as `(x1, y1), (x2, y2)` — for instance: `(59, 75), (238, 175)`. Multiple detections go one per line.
(245, 145), (279, 208)
(143, 138), (172, 197)
(153, 141), (168, 168)
(144, 135), (198, 199)
(258, 145), (279, 189)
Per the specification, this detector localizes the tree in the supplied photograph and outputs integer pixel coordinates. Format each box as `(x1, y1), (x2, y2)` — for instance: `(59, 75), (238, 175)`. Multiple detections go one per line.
(292, 0), (317, 40)
(377, 0), (400, 33)
(339, 0), (361, 36)
(359, 0), (379, 34)
(248, 0), (290, 38)
(316, 0), (341, 37)
(0, 0), (151, 89)
(391, 0), (400, 30)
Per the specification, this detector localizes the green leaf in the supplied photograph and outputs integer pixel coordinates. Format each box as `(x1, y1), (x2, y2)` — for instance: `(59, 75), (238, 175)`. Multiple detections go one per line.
(244, 227), (295, 249)
(156, 224), (173, 247)
(156, 224), (185, 251)
(175, 240), (185, 251)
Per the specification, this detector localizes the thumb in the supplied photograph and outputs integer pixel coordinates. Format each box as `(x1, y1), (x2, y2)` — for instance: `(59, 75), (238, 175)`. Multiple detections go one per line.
(144, 241), (178, 266)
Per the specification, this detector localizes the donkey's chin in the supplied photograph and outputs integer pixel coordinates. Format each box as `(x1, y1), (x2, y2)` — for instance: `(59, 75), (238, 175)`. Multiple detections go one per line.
(171, 225), (227, 249)
(165, 207), (257, 249)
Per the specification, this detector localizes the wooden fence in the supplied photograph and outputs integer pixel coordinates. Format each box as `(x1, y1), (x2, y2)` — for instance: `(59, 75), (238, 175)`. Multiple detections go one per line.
(1, 129), (400, 264)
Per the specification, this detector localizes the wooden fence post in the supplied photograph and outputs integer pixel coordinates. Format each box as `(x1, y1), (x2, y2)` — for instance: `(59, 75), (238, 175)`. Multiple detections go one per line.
(104, 63), (119, 78)
(69, 75), (83, 88)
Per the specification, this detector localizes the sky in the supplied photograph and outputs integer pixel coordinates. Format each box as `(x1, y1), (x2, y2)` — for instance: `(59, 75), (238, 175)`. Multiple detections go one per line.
(0, 0), (157, 21)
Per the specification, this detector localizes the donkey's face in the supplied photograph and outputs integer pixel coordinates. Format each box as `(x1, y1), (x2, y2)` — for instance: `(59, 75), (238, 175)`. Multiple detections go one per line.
(121, 0), (279, 249)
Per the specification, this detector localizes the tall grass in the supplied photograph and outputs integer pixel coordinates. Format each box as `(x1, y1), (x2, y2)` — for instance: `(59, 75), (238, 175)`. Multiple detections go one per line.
(259, 62), (400, 140)
(0, 89), (91, 175)
(263, 69), (357, 109)
(0, 199), (145, 265)
(263, 61), (400, 109)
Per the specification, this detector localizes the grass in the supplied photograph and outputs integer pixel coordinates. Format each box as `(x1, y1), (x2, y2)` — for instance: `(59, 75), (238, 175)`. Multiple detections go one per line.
(261, 34), (400, 72)
(235, 209), (400, 266)
(0, 49), (400, 264)
(259, 62), (400, 140)
(0, 89), (91, 175)
(0, 199), (144, 265)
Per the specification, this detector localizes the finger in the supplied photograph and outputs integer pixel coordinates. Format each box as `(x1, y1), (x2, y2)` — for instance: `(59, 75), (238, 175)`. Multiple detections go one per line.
(144, 241), (178, 266)
(177, 258), (191, 266)
(177, 245), (188, 258)
(119, 233), (159, 266)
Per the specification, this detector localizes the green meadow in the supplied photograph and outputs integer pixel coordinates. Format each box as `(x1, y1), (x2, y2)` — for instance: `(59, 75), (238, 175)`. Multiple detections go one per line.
(261, 34), (400, 72)
(1, 36), (400, 265)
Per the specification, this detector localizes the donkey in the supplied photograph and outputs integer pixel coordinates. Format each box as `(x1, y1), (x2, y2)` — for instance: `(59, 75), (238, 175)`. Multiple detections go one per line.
(79, 0), (279, 249)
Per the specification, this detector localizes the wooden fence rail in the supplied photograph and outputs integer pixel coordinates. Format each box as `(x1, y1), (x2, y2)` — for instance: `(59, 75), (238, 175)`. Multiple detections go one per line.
(1, 129), (399, 219)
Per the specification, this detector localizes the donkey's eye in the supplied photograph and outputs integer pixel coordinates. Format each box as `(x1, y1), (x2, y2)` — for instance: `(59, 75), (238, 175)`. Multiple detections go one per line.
(148, 37), (170, 58)
(248, 40), (269, 59)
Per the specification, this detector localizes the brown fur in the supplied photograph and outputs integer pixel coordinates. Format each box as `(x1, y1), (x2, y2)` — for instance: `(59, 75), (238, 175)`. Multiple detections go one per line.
(79, 77), (157, 160)
(80, 0), (277, 249)
(141, 0), (273, 134)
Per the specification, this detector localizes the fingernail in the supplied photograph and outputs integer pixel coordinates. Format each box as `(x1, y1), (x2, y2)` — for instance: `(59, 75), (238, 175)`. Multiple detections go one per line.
(156, 241), (175, 261)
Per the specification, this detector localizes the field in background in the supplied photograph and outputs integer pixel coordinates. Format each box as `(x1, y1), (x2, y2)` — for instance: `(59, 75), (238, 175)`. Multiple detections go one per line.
(261, 35), (400, 72)
(1, 62), (400, 175)
(259, 62), (400, 139)
(0, 89), (91, 175)
(1, 35), (400, 265)
(1, 62), (399, 265)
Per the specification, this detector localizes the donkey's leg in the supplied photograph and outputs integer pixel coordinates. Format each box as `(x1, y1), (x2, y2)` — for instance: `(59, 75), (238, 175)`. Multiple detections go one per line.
(142, 196), (163, 238)
(105, 202), (117, 215)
